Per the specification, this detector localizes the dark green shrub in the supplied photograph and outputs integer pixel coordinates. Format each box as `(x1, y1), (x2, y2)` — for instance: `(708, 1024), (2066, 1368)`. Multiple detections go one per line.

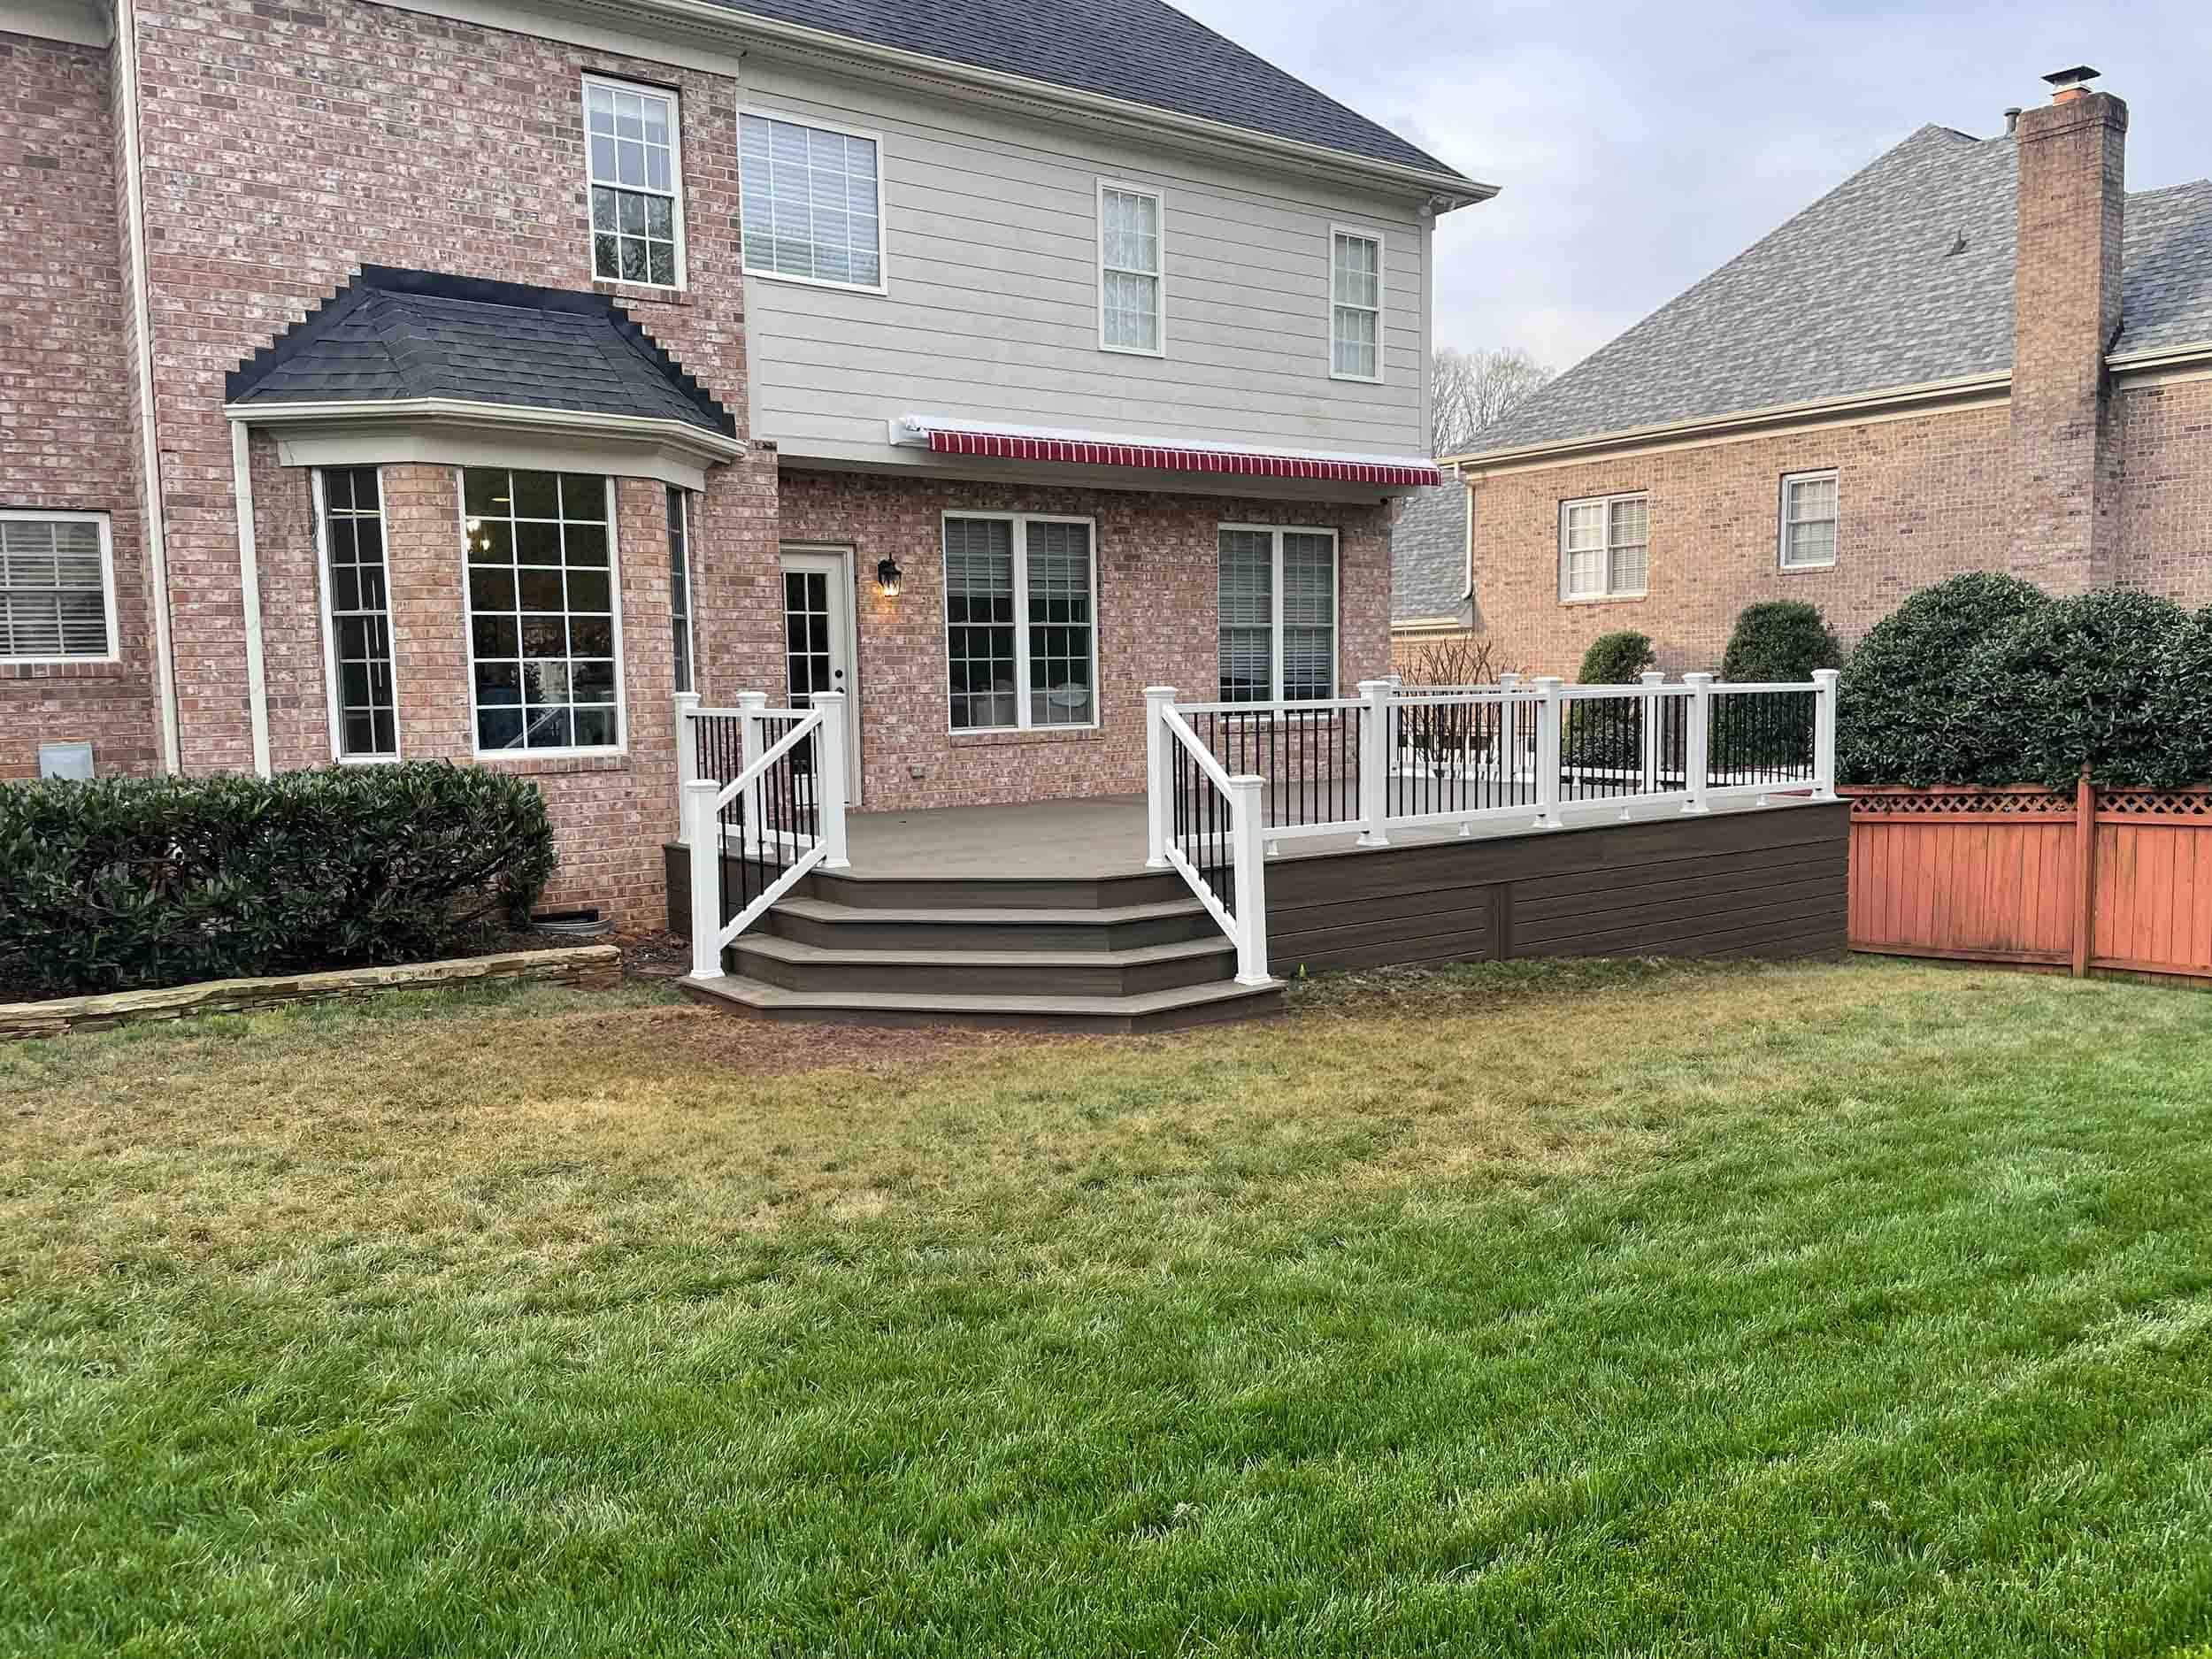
(1578, 630), (1655, 684)
(1721, 601), (1841, 682)
(1837, 572), (2047, 785)
(0, 763), (557, 1000)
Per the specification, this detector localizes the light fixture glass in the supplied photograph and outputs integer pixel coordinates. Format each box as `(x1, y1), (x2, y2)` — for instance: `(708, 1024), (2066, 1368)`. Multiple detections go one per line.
(877, 556), (903, 597)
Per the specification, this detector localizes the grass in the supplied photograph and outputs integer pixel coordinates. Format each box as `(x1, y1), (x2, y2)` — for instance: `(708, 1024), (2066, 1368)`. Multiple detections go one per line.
(5, 958), (2212, 1655)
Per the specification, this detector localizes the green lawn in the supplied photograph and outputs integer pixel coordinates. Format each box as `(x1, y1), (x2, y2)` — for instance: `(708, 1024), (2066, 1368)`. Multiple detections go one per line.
(5, 958), (2212, 1656)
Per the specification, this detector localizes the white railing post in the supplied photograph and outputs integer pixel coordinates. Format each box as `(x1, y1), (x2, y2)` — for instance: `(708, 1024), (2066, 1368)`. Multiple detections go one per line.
(1144, 685), (1176, 868)
(1227, 772), (1271, 984)
(811, 689), (850, 869)
(1683, 672), (1714, 815)
(685, 779), (724, 979)
(736, 689), (767, 852)
(1499, 670), (1524, 790)
(1532, 675), (1564, 830)
(1356, 678), (1393, 847)
(1638, 671), (1663, 798)
(1811, 668), (1840, 800)
(672, 690), (700, 844)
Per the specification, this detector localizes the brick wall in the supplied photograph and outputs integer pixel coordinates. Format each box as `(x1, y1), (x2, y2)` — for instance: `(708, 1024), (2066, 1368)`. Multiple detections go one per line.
(0, 31), (158, 780)
(1464, 404), (2016, 675)
(2116, 375), (2212, 604)
(778, 469), (1392, 810)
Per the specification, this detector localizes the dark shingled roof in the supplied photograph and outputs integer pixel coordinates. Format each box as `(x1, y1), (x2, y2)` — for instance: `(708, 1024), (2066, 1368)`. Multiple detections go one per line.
(711, 0), (1470, 180)
(1466, 126), (2212, 454)
(227, 267), (737, 437)
(1391, 480), (1468, 623)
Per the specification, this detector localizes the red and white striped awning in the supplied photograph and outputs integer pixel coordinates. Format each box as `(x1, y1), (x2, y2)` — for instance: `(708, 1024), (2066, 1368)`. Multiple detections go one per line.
(899, 418), (1441, 488)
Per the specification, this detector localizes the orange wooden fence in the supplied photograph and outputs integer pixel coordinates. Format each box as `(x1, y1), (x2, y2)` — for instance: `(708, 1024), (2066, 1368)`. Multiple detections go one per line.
(1845, 781), (2212, 979)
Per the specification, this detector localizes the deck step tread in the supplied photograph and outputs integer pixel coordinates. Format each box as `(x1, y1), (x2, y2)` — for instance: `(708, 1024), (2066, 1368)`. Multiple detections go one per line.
(773, 895), (1207, 927)
(734, 934), (1232, 970)
(682, 973), (1280, 1017)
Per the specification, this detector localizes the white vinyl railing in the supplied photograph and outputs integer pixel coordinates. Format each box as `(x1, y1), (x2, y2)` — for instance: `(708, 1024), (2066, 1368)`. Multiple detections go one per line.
(678, 689), (849, 979)
(1144, 687), (1270, 987)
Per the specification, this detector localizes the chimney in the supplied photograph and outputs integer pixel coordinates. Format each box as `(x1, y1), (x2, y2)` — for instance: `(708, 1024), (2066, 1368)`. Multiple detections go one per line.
(2010, 65), (2127, 592)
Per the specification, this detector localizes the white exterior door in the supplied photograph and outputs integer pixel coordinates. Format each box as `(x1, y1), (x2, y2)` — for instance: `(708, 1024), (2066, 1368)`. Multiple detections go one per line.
(779, 546), (861, 805)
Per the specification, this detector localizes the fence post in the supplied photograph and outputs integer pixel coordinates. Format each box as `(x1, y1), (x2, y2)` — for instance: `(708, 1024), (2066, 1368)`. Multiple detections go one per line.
(2072, 764), (2096, 979)
(685, 779), (724, 979)
(812, 689), (850, 870)
(1639, 671), (1663, 798)
(736, 689), (767, 856)
(1682, 672), (1713, 815)
(1356, 678), (1393, 846)
(1532, 674), (1564, 830)
(1227, 772), (1271, 984)
(1144, 685), (1176, 869)
(672, 690), (700, 844)
(1811, 667), (1840, 801)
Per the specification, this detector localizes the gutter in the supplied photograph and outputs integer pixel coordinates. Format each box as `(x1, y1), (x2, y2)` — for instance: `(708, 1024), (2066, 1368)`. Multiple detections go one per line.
(587, 0), (1496, 207)
(114, 0), (182, 772)
(2107, 338), (2212, 380)
(221, 397), (749, 462)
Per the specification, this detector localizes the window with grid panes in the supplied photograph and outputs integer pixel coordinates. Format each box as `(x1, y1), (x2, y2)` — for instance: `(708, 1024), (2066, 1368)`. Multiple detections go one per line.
(0, 512), (111, 662)
(1217, 526), (1337, 702)
(1330, 230), (1381, 380)
(1099, 184), (1163, 353)
(1779, 471), (1839, 569)
(667, 487), (694, 695)
(462, 469), (621, 752)
(318, 468), (397, 757)
(740, 113), (882, 288)
(1559, 493), (1647, 599)
(943, 516), (1094, 730)
(585, 77), (682, 288)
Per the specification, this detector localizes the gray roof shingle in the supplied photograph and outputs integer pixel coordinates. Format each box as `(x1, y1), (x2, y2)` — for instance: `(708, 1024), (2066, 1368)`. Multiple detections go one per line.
(1391, 480), (1468, 622)
(1465, 127), (2212, 454)
(226, 267), (737, 437)
(711, 0), (1470, 180)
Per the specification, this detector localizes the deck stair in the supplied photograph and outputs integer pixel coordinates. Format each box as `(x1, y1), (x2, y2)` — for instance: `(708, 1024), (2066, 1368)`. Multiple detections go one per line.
(680, 864), (1285, 1031)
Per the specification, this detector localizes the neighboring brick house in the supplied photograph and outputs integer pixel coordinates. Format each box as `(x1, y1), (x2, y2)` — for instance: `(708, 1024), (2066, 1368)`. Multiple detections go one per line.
(1448, 67), (2212, 676)
(1386, 467), (1471, 671)
(1, 0), (1489, 926)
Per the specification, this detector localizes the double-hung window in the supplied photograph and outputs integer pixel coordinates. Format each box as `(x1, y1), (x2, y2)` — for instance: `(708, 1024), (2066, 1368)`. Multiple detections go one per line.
(315, 468), (398, 758)
(462, 468), (623, 754)
(667, 486), (695, 695)
(740, 112), (884, 290)
(1330, 229), (1383, 381)
(1559, 493), (1647, 601)
(943, 514), (1096, 731)
(1217, 526), (1338, 703)
(585, 75), (683, 288)
(0, 511), (114, 664)
(1778, 470), (1839, 570)
(1098, 181), (1164, 355)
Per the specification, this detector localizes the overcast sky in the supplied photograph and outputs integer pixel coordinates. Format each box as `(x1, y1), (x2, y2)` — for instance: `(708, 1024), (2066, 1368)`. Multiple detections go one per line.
(1181, 0), (2212, 375)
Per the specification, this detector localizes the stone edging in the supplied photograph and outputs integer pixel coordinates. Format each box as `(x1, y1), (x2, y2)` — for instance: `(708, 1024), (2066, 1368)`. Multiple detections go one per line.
(0, 946), (625, 1041)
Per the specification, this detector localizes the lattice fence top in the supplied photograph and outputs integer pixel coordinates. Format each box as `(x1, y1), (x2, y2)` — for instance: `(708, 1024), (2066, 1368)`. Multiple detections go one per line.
(1845, 787), (2072, 818)
(2101, 788), (2212, 818)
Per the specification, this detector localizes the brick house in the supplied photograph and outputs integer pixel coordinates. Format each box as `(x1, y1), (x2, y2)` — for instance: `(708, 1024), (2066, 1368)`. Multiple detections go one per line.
(1, 0), (1489, 927)
(1447, 67), (2212, 676)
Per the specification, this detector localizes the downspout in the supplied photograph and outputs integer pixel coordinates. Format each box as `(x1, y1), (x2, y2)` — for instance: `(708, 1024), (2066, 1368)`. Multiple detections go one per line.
(227, 418), (273, 777)
(113, 0), (181, 772)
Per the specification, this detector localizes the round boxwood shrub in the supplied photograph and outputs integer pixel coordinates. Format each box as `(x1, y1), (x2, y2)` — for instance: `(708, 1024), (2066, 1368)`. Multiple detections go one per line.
(1578, 629), (1655, 684)
(0, 762), (557, 1001)
(1721, 601), (1841, 682)
(1837, 572), (2047, 786)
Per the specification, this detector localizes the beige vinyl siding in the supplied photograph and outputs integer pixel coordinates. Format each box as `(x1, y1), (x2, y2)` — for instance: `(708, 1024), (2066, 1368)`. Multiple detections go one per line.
(739, 62), (1429, 461)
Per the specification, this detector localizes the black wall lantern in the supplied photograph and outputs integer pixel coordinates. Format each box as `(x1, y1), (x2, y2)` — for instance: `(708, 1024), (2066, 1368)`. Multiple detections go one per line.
(876, 555), (903, 597)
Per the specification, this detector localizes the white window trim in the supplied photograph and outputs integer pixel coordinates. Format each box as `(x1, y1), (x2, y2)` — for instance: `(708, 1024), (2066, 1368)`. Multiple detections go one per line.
(1096, 178), (1166, 358)
(310, 467), (403, 764)
(1778, 468), (1839, 572)
(1556, 492), (1649, 604)
(581, 73), (687, 293)
(0, 508), (119, 667)
(1328, 224), (1385, 385)
(1217, 522), (1341, 702)
(457, 470), (630, 761)
(668, 486), (696, 696)
(940, 510), (1101, 734)
(738, 106), (891, 297)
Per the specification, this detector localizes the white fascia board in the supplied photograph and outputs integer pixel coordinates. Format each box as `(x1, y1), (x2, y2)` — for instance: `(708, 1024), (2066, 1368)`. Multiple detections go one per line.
(889, 413), (1435, 472)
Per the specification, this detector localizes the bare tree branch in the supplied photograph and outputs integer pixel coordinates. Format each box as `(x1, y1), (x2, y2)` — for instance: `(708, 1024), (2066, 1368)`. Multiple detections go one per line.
(1430, 346), (1554, 456)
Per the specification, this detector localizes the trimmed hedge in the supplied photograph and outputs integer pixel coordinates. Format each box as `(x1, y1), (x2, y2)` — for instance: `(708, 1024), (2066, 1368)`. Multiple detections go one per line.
(1838, 574), (2212, 788)
(1567, 633), (1656, 771)
(1721, 601), (1841, 683)
(1578, 630), (1655, 684)
(0, 763), (557, 1001)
